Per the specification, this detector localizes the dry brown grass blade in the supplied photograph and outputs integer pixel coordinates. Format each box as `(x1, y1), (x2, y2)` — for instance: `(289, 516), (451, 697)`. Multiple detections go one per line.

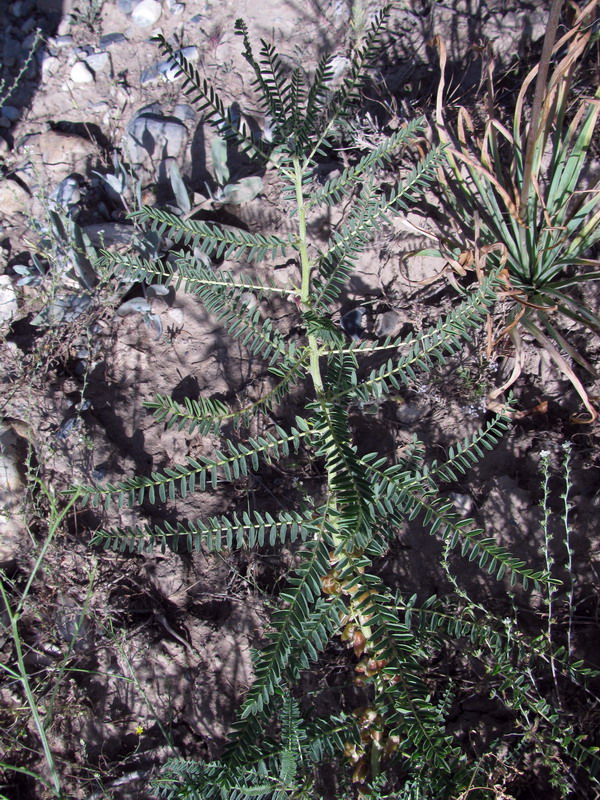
(546, 323), (600, 378)
(516, 0), (597, 198)
(434, 35), (450, 147)
(514, 0), (596, 176)
(486, 304), (527, 361)
(457, 106), (476, 148)
(434, 36), (522, 222)
(481, 118), (514, 167)
(517, 0), (564, 209)
(487, 328), (525, 415)
(527, 323), (599, 422)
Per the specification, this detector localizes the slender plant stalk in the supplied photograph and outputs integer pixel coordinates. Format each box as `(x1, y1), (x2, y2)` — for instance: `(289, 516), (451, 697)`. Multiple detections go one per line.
(539, 448), (559, 699)
(561, 442), (575, 657)
(0, 485), (81, 799)
(101, 617), (177, 751)
(43, 559), (98, 726)
(519, 0), (563, 213)
(293, 155), (325, 398)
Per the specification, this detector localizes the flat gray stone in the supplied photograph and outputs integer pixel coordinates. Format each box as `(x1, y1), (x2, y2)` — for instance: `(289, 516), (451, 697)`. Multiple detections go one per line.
(85, 52), (110, 73)
(374, 310), (401, 338)
(160, 46), (197, 81)
(126, 110), (188, 166)
(172, 103), (195, 123)
(100, 32), (127, 48)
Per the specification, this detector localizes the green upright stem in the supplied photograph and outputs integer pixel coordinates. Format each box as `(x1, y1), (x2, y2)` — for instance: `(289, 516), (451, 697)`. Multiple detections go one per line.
(294, 155), (311, 310)
(293, 155), (344, 547)
(0, 484), (81, 799)
(293, 155), (324, 396)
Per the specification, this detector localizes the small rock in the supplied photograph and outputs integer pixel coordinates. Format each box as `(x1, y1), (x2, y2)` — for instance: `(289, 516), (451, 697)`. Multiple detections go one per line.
(0, 425), (28, 564)
(100, 32), (127, 48)
(329, 55), (349, 86)
(0, 276), (18, 324)
(85, 52), (110, 73)
(395, 396), (431, 425)
(126, 110), (188, 166)
(172, 103), (195, 123)
(40, 54), (60, 81)
(56, 17), (72, 37)
(12, 0), (36, 17)
(239, 291), (259, 309)
(20, 130), (96, 184)
(131, 0), (162, 27)
(20, 16), (36, 35)
(166, 0), (185, 13)
(0, 136), (9, 156)
(87, 100), (109, 114)
(53, 35), (73, 47)
(374, 311), (401, 338)
(340, 307), (366, 341)
(74, 45), (94, 57)
(117, 0), (139, 12)
(50, 176), (81, 208)
(160, 46), (197, 81)
(449, 492), (473, 517)
(140, 64), (160, 84)
(1, 106), (20, 122)
(70, 61), (94, 84)
(0, 179), (30, 216)
(2, 38), (21, 68)
(166, 307), (183, 327)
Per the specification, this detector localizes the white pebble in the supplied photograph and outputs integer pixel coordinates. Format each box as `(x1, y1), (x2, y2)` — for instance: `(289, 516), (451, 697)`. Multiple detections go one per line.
(41, 54), (60, 82)
(131, 0), (162, 27)
(70, 61), (94, 84)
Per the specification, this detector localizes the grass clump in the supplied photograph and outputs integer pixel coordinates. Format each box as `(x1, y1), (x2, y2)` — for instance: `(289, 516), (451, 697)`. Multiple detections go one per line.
(433, 0), (600, 421)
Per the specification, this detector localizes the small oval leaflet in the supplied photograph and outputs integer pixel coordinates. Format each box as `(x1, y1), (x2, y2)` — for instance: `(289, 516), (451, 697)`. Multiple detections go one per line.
(116, 298), (153, 317)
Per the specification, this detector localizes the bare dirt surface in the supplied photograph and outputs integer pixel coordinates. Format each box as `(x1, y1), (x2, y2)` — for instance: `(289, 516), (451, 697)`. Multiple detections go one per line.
(1, 1), (599, 798)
